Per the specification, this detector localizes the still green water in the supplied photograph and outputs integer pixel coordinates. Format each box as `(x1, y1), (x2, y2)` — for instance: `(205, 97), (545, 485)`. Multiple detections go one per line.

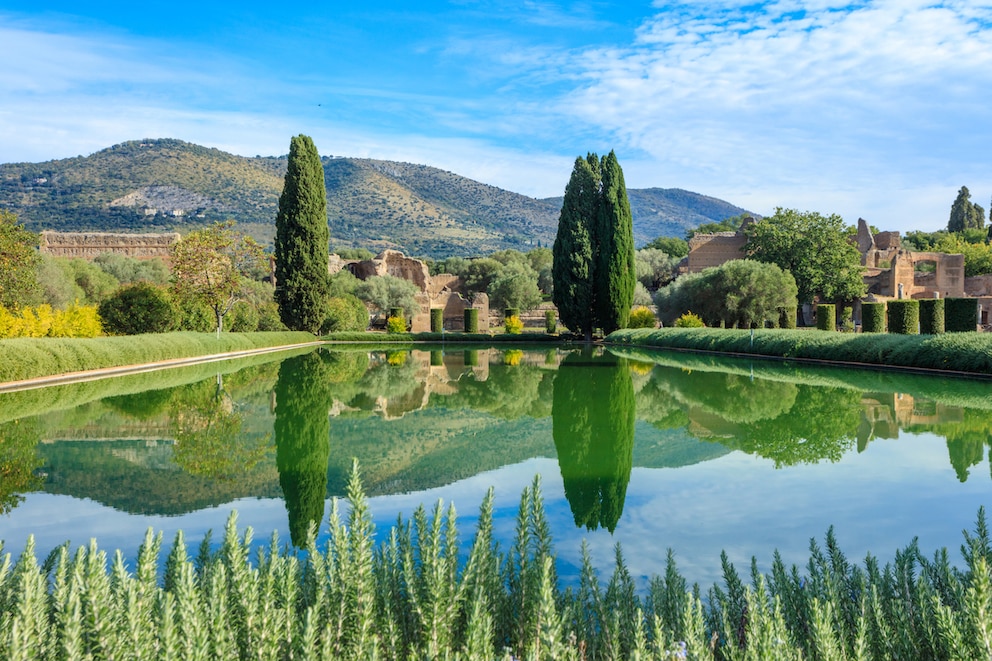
(1, 345), (991, 587)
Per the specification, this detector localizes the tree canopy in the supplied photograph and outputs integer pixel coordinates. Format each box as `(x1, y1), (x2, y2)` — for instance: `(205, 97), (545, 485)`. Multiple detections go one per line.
(0, 210), (41, 309)
(275, 134), (330, 333)
(742, 208), (865, 309)
(948, 186), (986, 232)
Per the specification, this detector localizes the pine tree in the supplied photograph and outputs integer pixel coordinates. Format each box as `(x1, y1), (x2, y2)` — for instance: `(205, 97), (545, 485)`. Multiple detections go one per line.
(594, 151), (636, 333)
(552, 155), (600, 340)
(274, 135), (330, 333)
(948, 185), (985, 232)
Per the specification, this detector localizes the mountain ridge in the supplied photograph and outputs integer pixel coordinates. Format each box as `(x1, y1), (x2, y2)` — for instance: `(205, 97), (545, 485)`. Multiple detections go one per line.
(0, 139), (752, 257)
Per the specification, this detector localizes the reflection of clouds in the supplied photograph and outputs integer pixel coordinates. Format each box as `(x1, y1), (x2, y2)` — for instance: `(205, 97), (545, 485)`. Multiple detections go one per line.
(4, 433), (990, 591)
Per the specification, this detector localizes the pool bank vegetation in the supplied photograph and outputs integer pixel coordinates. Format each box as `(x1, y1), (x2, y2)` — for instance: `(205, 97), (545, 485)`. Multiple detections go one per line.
(0, 331), (316, 384)
(3, 466), (992, 660)
(608, 327), (992, 376)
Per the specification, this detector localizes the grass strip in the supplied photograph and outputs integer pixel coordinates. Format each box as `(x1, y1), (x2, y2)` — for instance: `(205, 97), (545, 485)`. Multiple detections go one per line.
(609, 327), (992, 376)
(3, 462), (992, 660)
(0, 331), (317, 384)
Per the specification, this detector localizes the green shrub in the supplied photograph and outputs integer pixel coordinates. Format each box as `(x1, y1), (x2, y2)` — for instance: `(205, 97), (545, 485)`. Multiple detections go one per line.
(840, 306), (855, 332)
(778, 306), (797, 329)
(322, 295), (369, 333)
(862, 302), (886, 333)
(504, 307), (519, 319)
(674, 311), (705, 328)
(430, 307), (443, 333)
(256, 301), (288, 331)
(388, 306), (404, 319)
(887, 299), (920, 335)
(545, 309), (556, 334)
(816, 303), (836, 331)
(227, 301), (259, 332)
(919, 298), (945, 335)
(945, 297), (979, 332)
(174, 299), (214, 332)
(386, 315), (407, 333)
(464, 308), (479, 333)
(504, 314), (523, 335)
(627, 306), (656, 329)
(98, 282), (174, 335)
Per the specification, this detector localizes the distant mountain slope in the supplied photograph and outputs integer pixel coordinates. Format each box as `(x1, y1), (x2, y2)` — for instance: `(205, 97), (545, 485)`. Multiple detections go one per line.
(0, 139), (751, 257)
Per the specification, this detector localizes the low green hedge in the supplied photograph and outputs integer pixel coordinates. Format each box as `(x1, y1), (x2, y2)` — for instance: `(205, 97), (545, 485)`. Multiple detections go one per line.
(430, 308), (443, 333)
(946, 297), (979, 332)
(887, 300), (920, 335)
(464, 308), (479, 333)
(607, 327), (992, 375)
(816, 304), (835, 331)
(0, 331), (317, 384)
(862, 302), (886, 333)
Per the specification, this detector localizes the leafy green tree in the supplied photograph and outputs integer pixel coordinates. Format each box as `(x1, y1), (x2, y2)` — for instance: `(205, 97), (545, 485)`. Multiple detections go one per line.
(275, 134), (330, 333)
(635, 248), (678, 291)
(552, 350), (634, 533)
(685, 213), (751, 240)
(353, 274), (420, 321)
(643, 235), (689, 258)
(98, 281), (175, 334)
(487, 261), (542, 311)
(322, 294), (369, 333)
(553, 155), (599, 340)
(93, 253), (170, 286)
(170, 221), (265, 335)
(949, 186), (985, 232)
(931, 232), (992, 276)
(463, 257), (505, 295)
(742, 208), (865, 322)
(594, 151), (636, 333)
(0, 210), (41, 309)
(275, 352), (332, 546)
(654, 260), (797, 328)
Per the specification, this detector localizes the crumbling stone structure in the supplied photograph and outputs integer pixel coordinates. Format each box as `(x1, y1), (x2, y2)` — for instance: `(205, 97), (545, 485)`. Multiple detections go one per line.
(39, 231), (180, 260)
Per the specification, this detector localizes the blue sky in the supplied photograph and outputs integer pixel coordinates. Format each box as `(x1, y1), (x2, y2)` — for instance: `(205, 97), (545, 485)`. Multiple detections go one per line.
(2, 0), (991, 232)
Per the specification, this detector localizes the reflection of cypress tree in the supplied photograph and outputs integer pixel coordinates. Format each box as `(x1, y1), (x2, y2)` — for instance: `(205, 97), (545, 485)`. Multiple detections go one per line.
(947, 435), (985, 483)
(552, 350), (634, 533)
(275, 351), (332, 546)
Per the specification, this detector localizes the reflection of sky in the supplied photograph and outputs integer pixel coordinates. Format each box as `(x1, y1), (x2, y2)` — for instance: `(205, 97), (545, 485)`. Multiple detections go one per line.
(2, 430), (989, 590)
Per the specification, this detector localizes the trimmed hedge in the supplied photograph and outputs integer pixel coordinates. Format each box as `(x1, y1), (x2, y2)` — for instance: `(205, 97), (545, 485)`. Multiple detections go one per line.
(545, 309), (556, 334)
(779, 306), (797, 329)
(888, 300), (920, 335)
(862, 302), (886, 333)
(464, 308), (479, 333)
(946, 297), (979, 332)
(816, 304), (835, 331)
(919, 298), (945, 335)
(430, 308), (443, 333)
(504, 307), (519, 319)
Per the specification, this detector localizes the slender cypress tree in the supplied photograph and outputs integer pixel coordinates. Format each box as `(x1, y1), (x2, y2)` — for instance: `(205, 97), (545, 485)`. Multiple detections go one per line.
(593, 151), (636, 333)
(275, 134), (330, 332)
(552, 155), (600, 340)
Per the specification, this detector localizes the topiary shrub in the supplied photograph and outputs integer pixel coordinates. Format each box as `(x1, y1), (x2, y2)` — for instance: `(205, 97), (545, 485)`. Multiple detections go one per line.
(919, 298), (945, 335)
(839, 307), (855, 332)
(628, 306), (657, 329)
(674, 311), (705, 328)
(386, 315), (407, 333)
(98, 282), (174, 335)
(816, 303), (836, 331)
(504, 307), (519, 320)
(945, 297), (978, 332)
(504, 315), (523, 335)
(322, 295), (369, 333)
(545, 309), (557, 334)
(464, 308), (479, 333)
(778, 306), (797, 329)
(861, 302), (885, 333)
(430, 308), (443, 333)
(887, 299), (920, 334)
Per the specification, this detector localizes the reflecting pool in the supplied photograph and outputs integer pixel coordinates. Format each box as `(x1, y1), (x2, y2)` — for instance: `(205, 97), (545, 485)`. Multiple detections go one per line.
(1, 345), (991, 587)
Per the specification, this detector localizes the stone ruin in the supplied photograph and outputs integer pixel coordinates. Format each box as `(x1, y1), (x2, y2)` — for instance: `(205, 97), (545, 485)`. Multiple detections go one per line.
(329, 249), (489, 332)
(39, 231), (180, 260)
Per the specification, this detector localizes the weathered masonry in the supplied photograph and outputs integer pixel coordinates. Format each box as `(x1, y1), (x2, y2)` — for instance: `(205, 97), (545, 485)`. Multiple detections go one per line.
(39, 231), (180, 260)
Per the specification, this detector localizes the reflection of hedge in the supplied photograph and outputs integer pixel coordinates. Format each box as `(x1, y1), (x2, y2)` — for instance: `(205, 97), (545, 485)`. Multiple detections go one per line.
(887, 300), (919, 335)
(919, 299), (945, 335)
(862, 303), (885, 333)
(945, 298), (978, 332)
(816, 304), (835, 331)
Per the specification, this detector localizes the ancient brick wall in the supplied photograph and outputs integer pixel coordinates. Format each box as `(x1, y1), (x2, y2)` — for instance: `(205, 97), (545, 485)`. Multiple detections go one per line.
(39, 231), (180, 260)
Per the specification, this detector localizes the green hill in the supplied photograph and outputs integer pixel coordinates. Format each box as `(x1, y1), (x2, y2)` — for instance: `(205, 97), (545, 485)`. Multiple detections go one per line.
(0, 139), (751, 257)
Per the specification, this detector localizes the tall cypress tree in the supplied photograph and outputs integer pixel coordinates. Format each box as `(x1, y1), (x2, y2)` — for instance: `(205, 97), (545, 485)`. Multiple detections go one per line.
(948, 185), (985, 232)
(594, 151), (636, 333)
(552, 155), (600, 340)
(275, 135), (330, 332)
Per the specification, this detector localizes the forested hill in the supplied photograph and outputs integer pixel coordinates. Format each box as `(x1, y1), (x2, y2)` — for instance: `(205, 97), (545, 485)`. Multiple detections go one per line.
(0, 139), (750, 257)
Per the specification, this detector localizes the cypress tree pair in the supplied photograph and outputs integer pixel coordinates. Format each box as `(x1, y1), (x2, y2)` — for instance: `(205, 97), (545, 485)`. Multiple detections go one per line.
(275, 134), (330, 333)
(551, 151), (635, 340)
